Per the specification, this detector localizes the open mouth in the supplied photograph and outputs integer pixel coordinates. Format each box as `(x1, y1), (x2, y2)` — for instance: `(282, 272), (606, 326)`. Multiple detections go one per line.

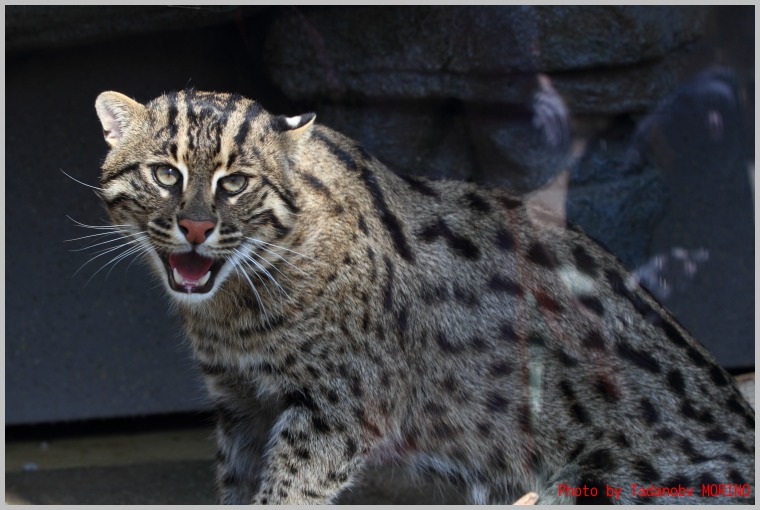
(162, 251), (224, 294)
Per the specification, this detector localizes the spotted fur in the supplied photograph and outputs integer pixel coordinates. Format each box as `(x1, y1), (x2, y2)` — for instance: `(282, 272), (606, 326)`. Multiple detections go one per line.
(94, 90), (754, 504)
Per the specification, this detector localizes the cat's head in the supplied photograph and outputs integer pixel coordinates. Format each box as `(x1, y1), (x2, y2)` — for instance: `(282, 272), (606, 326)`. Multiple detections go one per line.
(94, 90), (315, 303)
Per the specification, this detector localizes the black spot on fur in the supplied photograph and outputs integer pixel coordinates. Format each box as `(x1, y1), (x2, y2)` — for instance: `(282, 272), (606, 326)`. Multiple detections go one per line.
(709, 365), (729, 387)
(397, 307), (408, 334)
(358, 215), (369, 235)
(417, 221), (446, 243)
(344, 438), (357, 459)
(283, 389), (318, 411)
(640, 398), (659, 425)
(398, 173), (439, 197)
(679, 437), (710, 464)
(453, 285), (479, 306)
(485, 392), (509, 413)
(731, 438), (751, 454)
(500, 323), (517, 341)
(726, 396), (754, 429)
(488, 275), (523, 296)
(681, 398), (715, 425)
(572, 245), (598, 277)
(463, 191), (491, 214)
(536, 292), (562, 314)
(417, 218), (480, 260)
(582, 330), (607, 351)
(698, 472), (719, 487)
(632, 459), (659, 483)
(494, 227), (515, 251)
(615, 342), (661, 374)
(595, 375), (620, 402)
(569, 442), (586, 460)
(560, 380), (589, 424)
(583, 448), (616, 472)
(432, 421), (458, 438)
(488, 360), (513, 377)
(686, 346), (709, 367)
(436, 331), (466, 354)
(311, 415), (331, 434)
(556, 350), (579, 367)
(471, 336), (489, 351)
(578, 296), (604, 316)
(659, 320), (688, 348)
(448, 230), (481, 260)
(476, 421), (492, 438)
(420, 282), (449, 304)
(497, 195), (522, 210)
(728, 469), (747, 486)
(667, 369), (686, 396)
(517, 403), (532, 433)
(705, 428), (729, 442)
(294, 447), (310, 460)
(612, 432), (630, 448)
(527, 242), (558, 268)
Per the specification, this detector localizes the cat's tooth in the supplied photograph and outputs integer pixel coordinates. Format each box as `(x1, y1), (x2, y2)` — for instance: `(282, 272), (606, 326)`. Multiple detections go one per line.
(198, 271), (211, 286)
(173, 267), (185, 284)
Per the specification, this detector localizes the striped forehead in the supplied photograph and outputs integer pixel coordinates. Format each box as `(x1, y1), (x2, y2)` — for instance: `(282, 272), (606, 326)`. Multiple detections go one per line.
(152, 91), (265, 172)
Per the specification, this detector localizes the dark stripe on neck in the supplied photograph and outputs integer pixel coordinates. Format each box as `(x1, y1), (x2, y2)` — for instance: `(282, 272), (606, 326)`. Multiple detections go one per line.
(314, 131), (414, 262)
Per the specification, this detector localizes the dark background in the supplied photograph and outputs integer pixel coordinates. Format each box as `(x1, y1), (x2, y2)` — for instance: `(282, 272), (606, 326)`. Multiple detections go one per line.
(6, 6), (754, 426)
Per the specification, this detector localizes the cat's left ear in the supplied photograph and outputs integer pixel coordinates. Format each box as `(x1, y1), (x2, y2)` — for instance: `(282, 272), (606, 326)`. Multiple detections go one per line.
(278, 113), (316, 141)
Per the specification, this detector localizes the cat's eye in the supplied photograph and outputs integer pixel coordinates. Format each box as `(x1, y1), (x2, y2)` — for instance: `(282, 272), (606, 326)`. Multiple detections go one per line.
(219, 174), (247, 195)
(153, 166), (181, 187)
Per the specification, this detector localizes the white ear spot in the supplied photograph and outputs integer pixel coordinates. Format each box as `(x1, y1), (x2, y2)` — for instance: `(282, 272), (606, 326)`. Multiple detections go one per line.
(282, 112), (316, 133)
(285, 115), (304, 129)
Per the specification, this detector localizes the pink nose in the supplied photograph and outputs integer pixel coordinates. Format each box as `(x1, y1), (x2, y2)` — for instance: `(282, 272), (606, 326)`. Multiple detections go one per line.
(178, 218), (216, 244)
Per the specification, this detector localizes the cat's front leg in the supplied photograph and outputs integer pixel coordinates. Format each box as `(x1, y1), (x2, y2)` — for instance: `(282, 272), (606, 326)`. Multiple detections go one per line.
(213, 394), (282, 504)
(252, 406), (365, 504)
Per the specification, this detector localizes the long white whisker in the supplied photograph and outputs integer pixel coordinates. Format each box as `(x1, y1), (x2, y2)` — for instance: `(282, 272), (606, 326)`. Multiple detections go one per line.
(233, 249), (281, 304)
(69, 231), (148, 252)
(103, 242), (154, 280)
(237, 249), (289, 298)
(248, 249), (294, 283)
(64, 230), (129, 243)
(251, 243), (309, 276)
(243, 237), (316, 262)
(67, 215), (134, 230)
(86, 242), (152, 286)
(61, 169), (104, 191)
(231, 259), (268, 324)
(125, 239), (154, 273)
(72, 238), (143, 277)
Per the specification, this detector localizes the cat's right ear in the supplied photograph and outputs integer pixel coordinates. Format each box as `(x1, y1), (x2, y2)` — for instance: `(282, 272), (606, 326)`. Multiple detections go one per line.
(95, 91), (145, 147)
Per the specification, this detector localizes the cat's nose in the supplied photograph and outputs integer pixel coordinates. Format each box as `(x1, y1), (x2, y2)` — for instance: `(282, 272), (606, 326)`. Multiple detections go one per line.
(178, 218), (216, 245)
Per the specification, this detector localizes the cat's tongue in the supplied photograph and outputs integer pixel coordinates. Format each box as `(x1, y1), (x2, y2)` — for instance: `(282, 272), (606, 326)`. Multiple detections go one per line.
(169, 252), (214, 281)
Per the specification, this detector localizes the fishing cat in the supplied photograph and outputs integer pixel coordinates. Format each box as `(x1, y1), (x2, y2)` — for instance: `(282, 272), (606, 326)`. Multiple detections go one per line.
(91, 90), (754, 504)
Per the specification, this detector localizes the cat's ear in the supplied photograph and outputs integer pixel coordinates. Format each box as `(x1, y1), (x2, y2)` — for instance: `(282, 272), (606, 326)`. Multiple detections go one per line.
(278, 113), (316, 141)
(95, 91), (145, 147)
